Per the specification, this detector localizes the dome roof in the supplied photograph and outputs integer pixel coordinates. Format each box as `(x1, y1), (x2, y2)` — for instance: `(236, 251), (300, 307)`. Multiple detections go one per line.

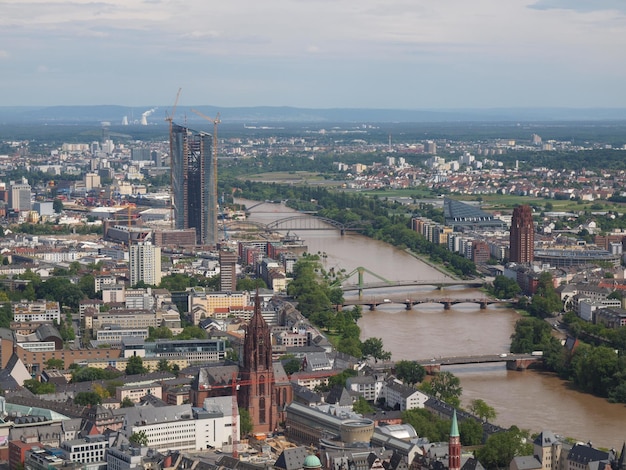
(303, 455), (322, 469)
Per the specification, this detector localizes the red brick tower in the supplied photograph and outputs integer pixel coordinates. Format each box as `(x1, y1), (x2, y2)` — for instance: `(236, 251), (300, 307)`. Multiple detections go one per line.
(239, 293), (276, 434)
(510, 205), (534, 263)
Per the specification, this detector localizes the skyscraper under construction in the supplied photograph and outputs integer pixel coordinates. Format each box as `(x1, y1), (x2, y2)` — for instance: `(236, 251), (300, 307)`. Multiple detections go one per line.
(171, 123), (218, 246)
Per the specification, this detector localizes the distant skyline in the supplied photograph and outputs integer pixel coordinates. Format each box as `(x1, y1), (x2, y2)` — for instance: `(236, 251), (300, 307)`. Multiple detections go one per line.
(2, 0), (626, 110)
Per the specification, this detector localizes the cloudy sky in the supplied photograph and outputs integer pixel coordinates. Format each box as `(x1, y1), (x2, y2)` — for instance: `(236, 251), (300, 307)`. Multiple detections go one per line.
(2, 0), (626, 109)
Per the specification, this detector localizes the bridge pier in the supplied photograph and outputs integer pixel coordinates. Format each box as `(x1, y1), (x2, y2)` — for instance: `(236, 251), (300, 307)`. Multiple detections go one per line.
(368, 304), (376, 311)
(480, 301), (487, 310)
(443, 301), (451, 310)
(405, 302), (413, 311)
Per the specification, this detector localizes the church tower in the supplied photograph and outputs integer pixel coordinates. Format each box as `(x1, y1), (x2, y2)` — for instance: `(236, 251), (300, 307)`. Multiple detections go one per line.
(239, 293), (277, 433)
(449, 409), (461, 470)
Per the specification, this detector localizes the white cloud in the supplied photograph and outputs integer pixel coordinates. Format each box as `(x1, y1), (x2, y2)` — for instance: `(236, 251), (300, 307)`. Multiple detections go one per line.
(1, 0), (626, 107)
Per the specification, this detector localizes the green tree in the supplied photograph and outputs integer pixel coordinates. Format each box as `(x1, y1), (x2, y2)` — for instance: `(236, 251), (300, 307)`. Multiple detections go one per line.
(121, 397), (135, 408)
(226, 349), (239, 363)
(420, 371), (462, 407)
(159, 273), (199, 292)
(129, 430), (148, 447)
(38, 277), (85, 310)
(394, 360), (426, 385)
(469, 398), (497, 422)
(458, 418), (484, 446)
(125, 356), (148, 375)
(157, 359), (172, 372)
(528, 272), (562, 318)
(475, 427), (533, 469)
(237, 277), (267, 291)
(74, 391), (102, 406)
(147, 326), (174, 342)
(491, 275), (521, 299)
(53, 198), (64, 213)
(45, 358), (65, 370)
(23, 379), (55, 395)
(282, 357), (302, 375)
(176, 325), (207, 340)
(361, 337), (392, 362)
(72, 367), (122, 382)
(403, 408), (449, 442)
(239, 408), (253, 435)
(78, 274), (96, 299)
(353, 396), (374, 414)
(510, 317), (554, 354)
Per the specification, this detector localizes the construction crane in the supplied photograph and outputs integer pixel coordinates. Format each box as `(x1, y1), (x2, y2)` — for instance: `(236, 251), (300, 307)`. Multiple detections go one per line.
(166, 88), (182, 229)
(202, 372), (274, 459)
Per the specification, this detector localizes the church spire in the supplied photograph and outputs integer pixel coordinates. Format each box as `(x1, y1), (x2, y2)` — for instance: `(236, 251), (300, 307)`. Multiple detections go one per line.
(450, 409), (459, 437)
(449, 409), (461, 470)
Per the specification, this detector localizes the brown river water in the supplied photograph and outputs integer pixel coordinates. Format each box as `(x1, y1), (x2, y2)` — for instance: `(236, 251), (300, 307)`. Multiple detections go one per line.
(243, 200), (626, 450)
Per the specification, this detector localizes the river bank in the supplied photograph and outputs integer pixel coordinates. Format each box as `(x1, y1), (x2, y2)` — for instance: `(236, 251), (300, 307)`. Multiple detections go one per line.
(242, 199), (626, 450)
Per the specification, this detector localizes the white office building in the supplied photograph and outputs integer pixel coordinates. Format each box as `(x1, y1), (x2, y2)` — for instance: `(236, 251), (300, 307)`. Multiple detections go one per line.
(129, 242), (161, 287)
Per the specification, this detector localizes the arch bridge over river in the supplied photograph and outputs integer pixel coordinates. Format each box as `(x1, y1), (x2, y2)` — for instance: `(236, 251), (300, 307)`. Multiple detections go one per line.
(344, 295), (504, 310)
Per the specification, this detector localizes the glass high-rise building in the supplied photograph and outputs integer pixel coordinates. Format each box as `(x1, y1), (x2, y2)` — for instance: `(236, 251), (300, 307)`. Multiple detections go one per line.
(171, 123), (218, 246)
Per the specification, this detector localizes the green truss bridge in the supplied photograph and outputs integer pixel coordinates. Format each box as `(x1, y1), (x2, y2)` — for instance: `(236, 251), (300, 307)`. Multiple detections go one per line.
(332, 266), (484, 298)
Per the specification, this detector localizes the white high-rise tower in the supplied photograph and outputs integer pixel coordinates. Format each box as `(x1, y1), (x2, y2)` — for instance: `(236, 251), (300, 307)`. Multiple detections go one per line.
(129, 241), (162, 287)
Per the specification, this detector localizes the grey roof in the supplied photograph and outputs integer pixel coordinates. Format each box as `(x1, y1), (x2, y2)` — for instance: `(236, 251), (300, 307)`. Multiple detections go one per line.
(346, 376), (376, 386)
(139, 394), (168, 407)
(115, 403), (194, 426)
(444, 198), (505, 229)
(292, 384), (322, 405)
(61, 418), (83, 433)
(196, 364), (239, 388)
(326, 386), (353, 407)
(35, 323), (62, 341)
(510, 456), (542, 470)
(567, 444), (613, 465)
(202, 396), (234, 418)
(385, 380), (421, 399)
(305, 352), (331, 370)
(0, 328), (15, 342)
(273, 361), (290, 384)
(534, 430), (559, 447)
(274, 446), (309, 470)
(461, 457), (485, 470)
(377, 424), (417, 440)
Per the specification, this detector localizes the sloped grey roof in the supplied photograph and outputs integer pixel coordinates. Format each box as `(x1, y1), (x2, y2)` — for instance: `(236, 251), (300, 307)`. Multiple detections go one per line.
(326, 386), (353, 407)
(461, 457), (485, 470)
(567, 444), (613, 465)
(510, 456), (542, 470)
(115, 403), (194, 426)
(274, 446), (308, 470)
(534, 430), (559, 447)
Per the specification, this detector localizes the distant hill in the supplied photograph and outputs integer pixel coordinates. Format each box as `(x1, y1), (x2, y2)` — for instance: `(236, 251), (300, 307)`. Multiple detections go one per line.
(2, 105), (626, 124)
